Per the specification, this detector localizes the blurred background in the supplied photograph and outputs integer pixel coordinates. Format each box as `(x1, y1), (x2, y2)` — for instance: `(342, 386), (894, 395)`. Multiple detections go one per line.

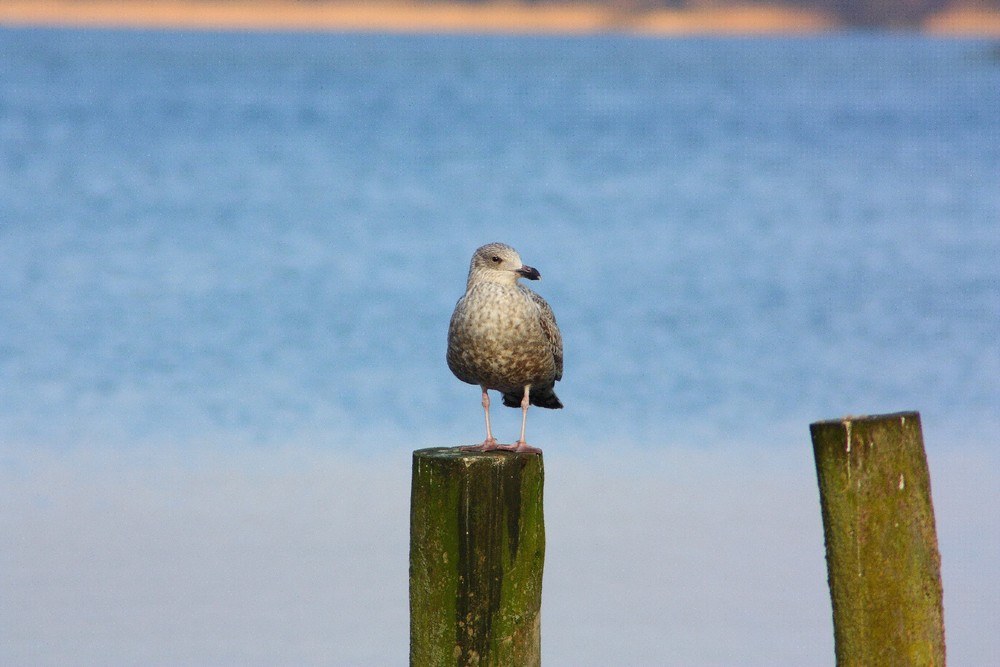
(1, 8), (998, 666)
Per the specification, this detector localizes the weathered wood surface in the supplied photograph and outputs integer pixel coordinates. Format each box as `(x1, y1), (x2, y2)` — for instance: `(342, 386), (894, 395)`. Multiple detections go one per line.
(811, 411), (945, 666)
(410, 447), (544, 667)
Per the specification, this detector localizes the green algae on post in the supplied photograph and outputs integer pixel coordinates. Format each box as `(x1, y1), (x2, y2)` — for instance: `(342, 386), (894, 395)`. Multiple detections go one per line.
(410, 447), (544, 667)
(811, 412), (945, 667)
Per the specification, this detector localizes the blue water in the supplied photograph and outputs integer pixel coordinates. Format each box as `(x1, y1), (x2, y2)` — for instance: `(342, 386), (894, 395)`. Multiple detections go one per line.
(1, 28), (999, 665)
(1, 29), (998, 451)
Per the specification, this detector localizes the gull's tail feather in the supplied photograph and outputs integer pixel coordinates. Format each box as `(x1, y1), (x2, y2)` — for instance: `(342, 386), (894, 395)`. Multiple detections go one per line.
(502, 385), (563, 410)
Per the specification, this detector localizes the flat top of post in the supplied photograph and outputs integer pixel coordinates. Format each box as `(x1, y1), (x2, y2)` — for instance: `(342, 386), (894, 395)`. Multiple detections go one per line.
(810, 411), (920, 428)
(413, 446), (543, 462)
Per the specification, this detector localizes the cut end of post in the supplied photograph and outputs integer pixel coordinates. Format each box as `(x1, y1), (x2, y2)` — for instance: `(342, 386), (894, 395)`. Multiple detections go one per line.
(414, 446), (543, 463)
(810, 410), (920, 430)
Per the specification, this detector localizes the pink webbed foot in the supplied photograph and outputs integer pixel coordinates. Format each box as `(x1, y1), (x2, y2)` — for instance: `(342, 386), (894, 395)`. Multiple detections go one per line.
(498, 441), (543, 455)
(461, 437), (501, 452)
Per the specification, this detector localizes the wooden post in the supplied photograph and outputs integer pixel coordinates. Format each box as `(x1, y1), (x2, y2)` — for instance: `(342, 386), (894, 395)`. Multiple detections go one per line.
(409, 447), (544, 667)
(810, 411), (946, 666)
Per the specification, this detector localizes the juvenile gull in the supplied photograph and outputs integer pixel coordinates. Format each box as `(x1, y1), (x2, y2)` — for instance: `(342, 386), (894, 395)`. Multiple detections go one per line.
(447, 242), (563, 454)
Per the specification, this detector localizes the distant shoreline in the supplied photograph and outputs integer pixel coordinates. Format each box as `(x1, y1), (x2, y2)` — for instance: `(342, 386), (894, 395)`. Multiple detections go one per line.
(2, 1), (999, 37)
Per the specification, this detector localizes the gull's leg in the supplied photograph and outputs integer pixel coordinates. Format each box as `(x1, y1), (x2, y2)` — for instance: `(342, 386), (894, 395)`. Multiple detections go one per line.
(482, 388), (499, 448)
(502, 385), (542, 454)
(461, 387), (501, 451)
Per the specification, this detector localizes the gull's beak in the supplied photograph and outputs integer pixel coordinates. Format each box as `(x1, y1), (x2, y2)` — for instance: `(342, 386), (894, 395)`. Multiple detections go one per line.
(516, 265), (541, 281)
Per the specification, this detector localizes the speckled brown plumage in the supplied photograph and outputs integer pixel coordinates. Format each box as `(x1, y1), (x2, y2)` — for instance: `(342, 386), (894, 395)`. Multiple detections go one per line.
(447, 242), (562, 453)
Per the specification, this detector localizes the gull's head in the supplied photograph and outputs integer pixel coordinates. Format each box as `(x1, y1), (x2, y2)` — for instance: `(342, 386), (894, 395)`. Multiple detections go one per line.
(468, 242), (541, 287)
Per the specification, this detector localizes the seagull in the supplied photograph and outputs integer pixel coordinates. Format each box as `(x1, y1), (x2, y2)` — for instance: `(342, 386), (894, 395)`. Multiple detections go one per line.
(447, 242), (563, 454)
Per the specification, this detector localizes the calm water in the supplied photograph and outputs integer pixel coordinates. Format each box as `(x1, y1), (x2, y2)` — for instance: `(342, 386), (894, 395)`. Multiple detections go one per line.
(2, 28), (998, 451)
(1, 28), (998, 665)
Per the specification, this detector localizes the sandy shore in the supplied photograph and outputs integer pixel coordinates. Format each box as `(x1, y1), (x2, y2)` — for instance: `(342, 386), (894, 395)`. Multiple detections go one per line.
(0, 1), (836, 35)
(923, 6), (1000, 35)
(0, 0), (998, 36)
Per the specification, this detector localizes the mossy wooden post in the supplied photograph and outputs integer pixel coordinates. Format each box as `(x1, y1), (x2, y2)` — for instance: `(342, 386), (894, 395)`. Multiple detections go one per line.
(810, 411), (945, 666)
(410, 447), (544, 667)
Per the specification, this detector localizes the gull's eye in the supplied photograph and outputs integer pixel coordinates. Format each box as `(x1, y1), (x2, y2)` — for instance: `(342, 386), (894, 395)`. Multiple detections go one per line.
(491, 256), (502, 263)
